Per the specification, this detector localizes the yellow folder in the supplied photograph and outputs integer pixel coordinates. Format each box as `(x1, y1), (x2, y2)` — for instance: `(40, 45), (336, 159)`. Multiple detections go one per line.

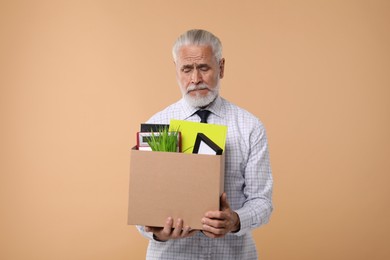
(169, 119), (228, 154)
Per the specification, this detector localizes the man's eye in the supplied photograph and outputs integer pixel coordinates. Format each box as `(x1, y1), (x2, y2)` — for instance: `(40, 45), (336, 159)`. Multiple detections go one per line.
(200, 67), (209, 72)
(182, 68), (192, 73)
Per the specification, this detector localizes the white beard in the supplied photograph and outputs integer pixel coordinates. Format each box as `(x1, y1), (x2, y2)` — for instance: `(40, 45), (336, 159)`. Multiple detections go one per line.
(181, 82), (220, 108)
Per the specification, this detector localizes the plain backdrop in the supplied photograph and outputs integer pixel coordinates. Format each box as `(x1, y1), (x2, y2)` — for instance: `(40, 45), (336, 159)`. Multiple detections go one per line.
(1, 0), (389, 259)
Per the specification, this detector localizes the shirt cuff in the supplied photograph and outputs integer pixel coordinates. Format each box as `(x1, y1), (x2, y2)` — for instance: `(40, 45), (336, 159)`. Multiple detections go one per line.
(136, 225), (166, 243)
(232, 208), (252, 236)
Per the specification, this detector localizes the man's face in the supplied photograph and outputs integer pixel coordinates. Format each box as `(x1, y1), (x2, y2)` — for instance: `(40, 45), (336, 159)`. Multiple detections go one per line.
(175, 45), (225, 108)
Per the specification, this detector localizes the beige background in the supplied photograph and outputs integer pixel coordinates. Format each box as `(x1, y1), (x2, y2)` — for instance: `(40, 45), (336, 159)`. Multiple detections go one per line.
(1, 0), (389, 259)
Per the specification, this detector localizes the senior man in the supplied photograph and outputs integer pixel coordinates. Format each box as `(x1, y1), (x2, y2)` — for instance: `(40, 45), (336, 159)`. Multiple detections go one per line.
(136, 29), (273, 260)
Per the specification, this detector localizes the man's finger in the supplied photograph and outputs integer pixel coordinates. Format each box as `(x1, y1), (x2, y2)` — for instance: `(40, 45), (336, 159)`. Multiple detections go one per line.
(181, 225), (192, 237)
(202, 216), (227, 228)
(162, 217), (174, 235)
(171, 218), (183, 238)
(220, 192), (230, 210)
(145, 226), (154, 232)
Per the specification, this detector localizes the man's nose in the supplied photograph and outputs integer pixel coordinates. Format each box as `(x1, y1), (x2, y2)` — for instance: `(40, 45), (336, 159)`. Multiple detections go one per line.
(191, 69), (201, 84)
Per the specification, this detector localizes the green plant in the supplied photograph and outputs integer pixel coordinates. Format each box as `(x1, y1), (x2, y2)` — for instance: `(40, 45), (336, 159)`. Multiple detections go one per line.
(147, 126), (179, 152)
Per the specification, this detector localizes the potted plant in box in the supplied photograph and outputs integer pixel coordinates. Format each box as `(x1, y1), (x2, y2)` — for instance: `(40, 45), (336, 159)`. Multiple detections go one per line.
(146, 126), (180, 152)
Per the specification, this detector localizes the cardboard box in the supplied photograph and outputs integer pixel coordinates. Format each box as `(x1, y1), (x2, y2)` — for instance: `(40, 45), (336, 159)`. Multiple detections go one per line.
(128, 146), (224, 230)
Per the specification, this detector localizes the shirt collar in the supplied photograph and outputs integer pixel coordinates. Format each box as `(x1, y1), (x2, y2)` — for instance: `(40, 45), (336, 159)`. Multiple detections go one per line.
(180, 96), (224, 120)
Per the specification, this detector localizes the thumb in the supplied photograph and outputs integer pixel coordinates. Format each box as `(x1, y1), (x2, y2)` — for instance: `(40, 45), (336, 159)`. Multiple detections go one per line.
(220, 192), (230, 211)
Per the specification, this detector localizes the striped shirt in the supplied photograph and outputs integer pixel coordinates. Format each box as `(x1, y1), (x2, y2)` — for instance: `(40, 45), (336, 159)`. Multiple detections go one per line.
(137, 96), (273, 260)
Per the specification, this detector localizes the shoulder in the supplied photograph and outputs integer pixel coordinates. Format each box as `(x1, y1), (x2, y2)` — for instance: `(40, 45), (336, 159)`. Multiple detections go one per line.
(221, 97), (264, 129)
(221, 98), (269, 150)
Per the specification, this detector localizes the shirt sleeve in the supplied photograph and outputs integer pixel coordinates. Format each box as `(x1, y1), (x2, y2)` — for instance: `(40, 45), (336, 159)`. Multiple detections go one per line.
(233, 124), (273, 236)
(136, 225), (154, 240)
(136, 225), (168, 243)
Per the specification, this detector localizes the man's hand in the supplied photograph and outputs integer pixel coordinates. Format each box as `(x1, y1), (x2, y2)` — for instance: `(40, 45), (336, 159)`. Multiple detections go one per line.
(145, 217), (198, 242)
(201, 192), (241, 238)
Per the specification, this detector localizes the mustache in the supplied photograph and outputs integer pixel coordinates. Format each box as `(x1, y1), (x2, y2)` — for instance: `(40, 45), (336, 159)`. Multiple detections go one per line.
(186, 84), (210, 93)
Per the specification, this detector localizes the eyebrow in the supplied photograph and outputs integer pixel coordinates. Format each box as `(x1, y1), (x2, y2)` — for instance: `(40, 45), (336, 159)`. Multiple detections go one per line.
(196, 64), (210, 69)
(181, 63), (210, 70)
(181, 64), (194, 70)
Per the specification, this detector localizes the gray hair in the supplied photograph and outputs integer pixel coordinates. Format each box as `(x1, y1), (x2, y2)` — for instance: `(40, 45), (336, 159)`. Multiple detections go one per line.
(172, 29), (223, 63)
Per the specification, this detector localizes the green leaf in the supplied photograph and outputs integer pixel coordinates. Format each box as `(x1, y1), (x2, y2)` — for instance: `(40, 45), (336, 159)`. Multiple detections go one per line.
(146, 126), (179, 152)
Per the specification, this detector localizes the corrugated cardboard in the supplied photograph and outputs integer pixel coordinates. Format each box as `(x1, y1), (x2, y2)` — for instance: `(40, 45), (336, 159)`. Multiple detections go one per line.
(128, 146), (225, 230)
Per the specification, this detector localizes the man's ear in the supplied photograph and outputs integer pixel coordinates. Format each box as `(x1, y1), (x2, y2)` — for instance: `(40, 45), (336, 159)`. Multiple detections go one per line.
(219, 58), (225, 79)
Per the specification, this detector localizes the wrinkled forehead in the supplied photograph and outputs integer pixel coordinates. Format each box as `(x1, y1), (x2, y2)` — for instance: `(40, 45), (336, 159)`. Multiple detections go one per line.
(176, 44), (217, 65)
